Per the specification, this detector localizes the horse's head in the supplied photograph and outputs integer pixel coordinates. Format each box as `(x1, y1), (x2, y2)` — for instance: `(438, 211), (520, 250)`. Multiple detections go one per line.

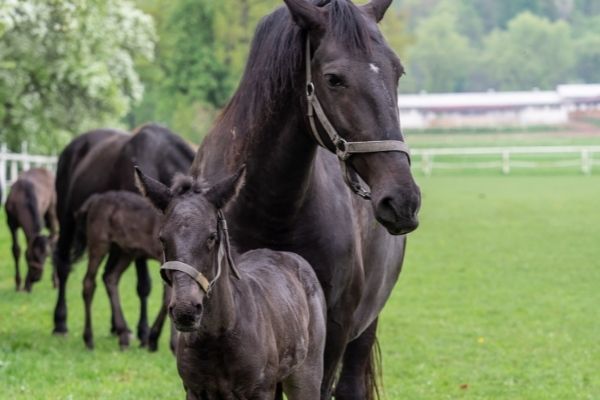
(285, 0), (420, 235)
(135, 167), (245, 332)
(24, 235), (50, 291)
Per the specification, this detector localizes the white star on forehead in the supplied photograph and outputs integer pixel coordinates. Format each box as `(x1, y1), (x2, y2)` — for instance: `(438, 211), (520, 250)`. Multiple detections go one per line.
(369, 63), (380, 74)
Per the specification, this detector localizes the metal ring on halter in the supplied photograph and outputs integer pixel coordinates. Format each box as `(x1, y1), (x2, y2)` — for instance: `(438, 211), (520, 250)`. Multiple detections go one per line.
(335, 139), (349, 161)
(307, 82), (315, 97)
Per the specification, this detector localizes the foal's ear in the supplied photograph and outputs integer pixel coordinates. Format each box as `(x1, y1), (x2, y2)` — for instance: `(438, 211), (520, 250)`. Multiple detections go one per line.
(284, 0), (326, 31)
(134, 166), (172, 212)
(362, 0), (393, 23)
(205, 166), (246, 210)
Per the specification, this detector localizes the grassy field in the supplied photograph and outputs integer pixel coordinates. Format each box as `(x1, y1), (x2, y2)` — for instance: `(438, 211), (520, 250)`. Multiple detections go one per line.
(1, 175), (600, 399)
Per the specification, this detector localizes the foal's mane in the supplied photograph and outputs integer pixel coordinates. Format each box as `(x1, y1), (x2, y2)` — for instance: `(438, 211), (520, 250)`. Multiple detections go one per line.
(216, 0), (373, 139)
(170, 174), (210, 196)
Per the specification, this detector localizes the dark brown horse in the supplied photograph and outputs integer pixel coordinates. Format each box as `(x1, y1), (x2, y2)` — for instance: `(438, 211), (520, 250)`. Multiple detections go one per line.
(137, 167), (327, 400)
(52, 123), (195, 349)
(190, 1), (420, 398)
(76, 191), (163, 349)
(5, 168), (58, 292)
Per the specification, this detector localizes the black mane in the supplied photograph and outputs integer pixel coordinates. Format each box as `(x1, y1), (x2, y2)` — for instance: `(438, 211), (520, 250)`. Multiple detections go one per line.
(217, 0), (372, 136)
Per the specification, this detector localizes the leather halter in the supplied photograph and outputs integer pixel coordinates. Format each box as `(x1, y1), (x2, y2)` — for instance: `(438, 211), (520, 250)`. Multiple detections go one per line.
(304, 37), (411, 199)
(160, 210), (240, 295)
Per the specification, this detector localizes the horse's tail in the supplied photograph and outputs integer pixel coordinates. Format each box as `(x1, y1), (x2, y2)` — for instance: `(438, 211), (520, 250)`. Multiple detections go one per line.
(71, 195), (97, 263)
(366, 334), (383, 400)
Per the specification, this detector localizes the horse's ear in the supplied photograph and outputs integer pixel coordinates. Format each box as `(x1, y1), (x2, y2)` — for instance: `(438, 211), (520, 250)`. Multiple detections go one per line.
(205, 166), (246, 210)
(362, 0), (393, 23)
(134, 166), (172, 212)
(283, 0), (326, 31)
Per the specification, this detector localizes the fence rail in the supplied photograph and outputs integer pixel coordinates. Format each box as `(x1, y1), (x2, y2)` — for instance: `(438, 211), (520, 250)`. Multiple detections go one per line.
(0, 143), (58, 202)
(411, 145), (600, 175)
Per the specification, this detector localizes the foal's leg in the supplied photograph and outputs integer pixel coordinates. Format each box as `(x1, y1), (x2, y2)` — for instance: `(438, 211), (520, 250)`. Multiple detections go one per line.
(82, 242), (108, 349)
(103, 254), (133, 349)
(334, 318), (379, 400)
(102, 248), (122, 335)
(8, 222), (21, 291)
(135, 258), (151, 347)
(148, 283), (171, 352)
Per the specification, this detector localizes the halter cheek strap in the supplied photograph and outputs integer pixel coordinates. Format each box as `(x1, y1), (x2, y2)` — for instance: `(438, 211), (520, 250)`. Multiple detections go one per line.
(160, 210), (240, 296)
(304, 37), (411, 199)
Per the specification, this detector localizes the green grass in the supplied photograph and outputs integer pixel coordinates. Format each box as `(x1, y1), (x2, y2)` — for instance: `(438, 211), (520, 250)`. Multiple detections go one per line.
(2, 176), (600, 399)
(380, 176), (600, 399)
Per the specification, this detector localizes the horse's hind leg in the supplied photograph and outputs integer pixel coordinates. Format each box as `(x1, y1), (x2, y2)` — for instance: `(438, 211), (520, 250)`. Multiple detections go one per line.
(82, 242), (108, 349)
(148, 283), (171, 352)
(103, 253), (133, 350)
(8, 220), (21, 291)
(135, 258), (151, 347)
(45, 210), (59, 287)
(334, 318), (379, 400)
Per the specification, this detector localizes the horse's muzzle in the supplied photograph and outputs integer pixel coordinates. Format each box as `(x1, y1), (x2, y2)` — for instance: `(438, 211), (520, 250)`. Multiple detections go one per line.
(169, 301), (203, 332)
(374, 188), (421, 235)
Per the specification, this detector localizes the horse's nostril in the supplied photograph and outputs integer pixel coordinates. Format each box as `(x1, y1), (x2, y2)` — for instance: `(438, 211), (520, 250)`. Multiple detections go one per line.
(194, 303), (203, 315)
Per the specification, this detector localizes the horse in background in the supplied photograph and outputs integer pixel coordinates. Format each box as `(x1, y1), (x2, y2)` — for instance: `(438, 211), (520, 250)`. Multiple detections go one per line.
(76, 191), (168, 350)
(137, 167), (326, 400)
(52, 123), (194, 350)
(5, 168), (58, 292)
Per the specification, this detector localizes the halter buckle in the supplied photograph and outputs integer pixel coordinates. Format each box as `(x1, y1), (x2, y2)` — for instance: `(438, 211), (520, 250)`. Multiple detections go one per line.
(335, 138), (349, 161)
(306, 82), (315, 97)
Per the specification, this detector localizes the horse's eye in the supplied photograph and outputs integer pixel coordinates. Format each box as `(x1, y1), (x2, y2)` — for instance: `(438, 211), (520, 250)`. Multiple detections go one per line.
(325, 74), (345, 88)
(206, 232), (218, 248)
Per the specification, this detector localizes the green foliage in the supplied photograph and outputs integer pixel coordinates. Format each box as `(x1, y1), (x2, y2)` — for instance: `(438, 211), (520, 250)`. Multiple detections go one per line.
(399, 0), (600, 93)
(479, 12), (575, 91)
(0, 0), (156, 153)
(404, 4), (475, 93)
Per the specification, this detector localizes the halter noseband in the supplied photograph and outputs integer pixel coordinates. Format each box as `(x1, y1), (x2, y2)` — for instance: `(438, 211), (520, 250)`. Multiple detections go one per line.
(305, 37), (411, 199)
(160, 210), (240, 296)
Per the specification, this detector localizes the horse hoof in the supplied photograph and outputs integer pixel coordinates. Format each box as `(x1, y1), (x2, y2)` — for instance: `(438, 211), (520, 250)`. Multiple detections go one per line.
(53, 327), (68, 336)
(85, 341), (94, 350)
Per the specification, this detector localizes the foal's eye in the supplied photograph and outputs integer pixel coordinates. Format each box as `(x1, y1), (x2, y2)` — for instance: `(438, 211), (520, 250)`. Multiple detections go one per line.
(206, 232), (217, 248)
(325, 73), (345, 88)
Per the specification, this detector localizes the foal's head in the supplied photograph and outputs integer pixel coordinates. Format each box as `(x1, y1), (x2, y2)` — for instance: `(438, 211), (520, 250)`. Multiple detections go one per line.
(24, 235), (50, 291)
(136, 167), (245, 332)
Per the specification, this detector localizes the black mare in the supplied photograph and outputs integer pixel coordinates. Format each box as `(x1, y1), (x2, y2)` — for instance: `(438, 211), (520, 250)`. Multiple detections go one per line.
(190, 1), (420, 399)
(52, 123), (194, 348)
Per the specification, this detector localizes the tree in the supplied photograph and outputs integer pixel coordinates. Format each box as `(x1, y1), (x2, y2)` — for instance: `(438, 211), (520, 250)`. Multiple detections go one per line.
(479, 12), (574, 90)
(404, 6), (475, 93)
(0, 0), (156, 152)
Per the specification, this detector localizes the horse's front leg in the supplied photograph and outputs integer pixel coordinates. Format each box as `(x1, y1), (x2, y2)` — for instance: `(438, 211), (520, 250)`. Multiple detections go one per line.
(321, 318), (352, 400)
(334, 318), (379, 400)
(8, 223), (21, 291)
(135, 258), (151, 347)
(148, 283), (171, 352)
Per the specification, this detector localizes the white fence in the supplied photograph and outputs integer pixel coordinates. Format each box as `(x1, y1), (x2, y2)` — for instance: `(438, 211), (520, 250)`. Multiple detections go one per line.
(412, 146), (600, 175)
(0, 143), (58, 201)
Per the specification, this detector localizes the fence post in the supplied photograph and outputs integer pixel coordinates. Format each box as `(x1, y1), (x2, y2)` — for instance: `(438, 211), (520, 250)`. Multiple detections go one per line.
(581, 150), (591, 175)
(502, 150), (510, 175)
(22, 141), (30, 171)
(422, 152), (433, 176)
